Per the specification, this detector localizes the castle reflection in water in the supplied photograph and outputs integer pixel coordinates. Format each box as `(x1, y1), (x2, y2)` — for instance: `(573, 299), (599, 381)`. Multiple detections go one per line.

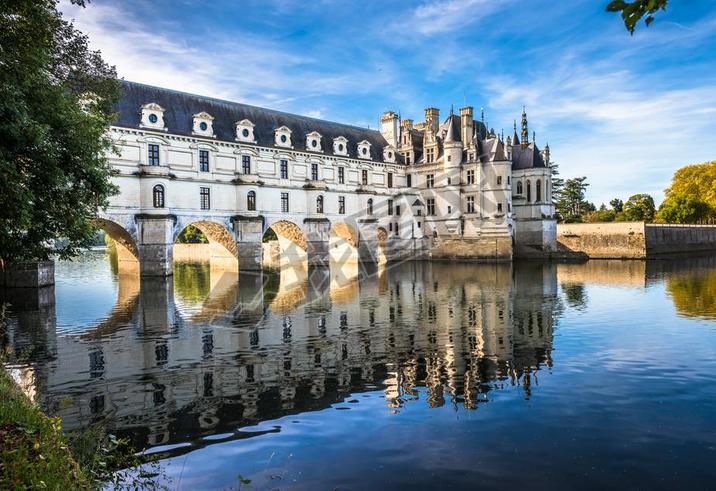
(7, 255), (648, 457)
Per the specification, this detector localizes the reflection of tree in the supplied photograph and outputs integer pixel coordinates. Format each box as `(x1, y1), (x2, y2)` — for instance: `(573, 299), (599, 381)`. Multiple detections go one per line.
(666, 271), (716, 320)
(173, 262), (211, 303)
(562, 283), (588, 310)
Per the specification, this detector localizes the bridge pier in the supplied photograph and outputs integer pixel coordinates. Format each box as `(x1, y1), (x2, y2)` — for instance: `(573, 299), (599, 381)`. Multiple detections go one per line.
(304, 218), (330, 267)
(357, 219), (379, 263)
(233, 215), (264, 271)
(136, 215), (175, 276)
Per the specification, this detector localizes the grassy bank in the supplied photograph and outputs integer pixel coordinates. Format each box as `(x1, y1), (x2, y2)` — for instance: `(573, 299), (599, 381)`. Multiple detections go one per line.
(0, 367), (91, 489)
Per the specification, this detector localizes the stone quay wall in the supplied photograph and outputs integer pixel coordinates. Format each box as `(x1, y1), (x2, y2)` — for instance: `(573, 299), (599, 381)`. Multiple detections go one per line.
(556, 222), (716, 258)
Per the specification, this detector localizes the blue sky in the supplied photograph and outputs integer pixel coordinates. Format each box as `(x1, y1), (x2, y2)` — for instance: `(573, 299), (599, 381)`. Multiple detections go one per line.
(61, 0), (716, 206)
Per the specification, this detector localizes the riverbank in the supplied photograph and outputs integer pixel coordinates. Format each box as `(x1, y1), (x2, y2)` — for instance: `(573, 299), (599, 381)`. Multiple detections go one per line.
(0, 366), (91, 489)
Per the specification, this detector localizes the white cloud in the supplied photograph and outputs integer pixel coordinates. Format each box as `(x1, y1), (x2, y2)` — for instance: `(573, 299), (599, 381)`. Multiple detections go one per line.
(405, 0), (508, 36)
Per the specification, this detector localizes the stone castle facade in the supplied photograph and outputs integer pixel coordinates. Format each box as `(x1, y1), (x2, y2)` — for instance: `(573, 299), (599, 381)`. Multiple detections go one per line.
(102, 81), (556, 275)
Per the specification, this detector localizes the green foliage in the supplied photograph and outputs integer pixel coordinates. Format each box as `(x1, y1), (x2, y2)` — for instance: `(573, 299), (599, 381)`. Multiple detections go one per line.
(263, 228), (278, 243)
(657, 195), (712, 224)
(656, 161), (716, 223)
(585, 208), (617, 223)
(555, 177), (592, 223)
(623, 193), (656, 221)
(176, 225), (209, 244)
(0, 0), (120, 263)
(610, 198), (624, 213)
(606, 0), (669, 34)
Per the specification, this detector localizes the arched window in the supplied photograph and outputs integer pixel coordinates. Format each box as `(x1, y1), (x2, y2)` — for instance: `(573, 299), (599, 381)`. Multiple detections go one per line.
(316, 195), (324, 214)
(517, 181), (523, 195)
(527, 180), (532, 202)
(536, 180), (541, 202)
(247, 190), (256, 211)
(153, 184), (165, 208)
(367, 198), (373, 215)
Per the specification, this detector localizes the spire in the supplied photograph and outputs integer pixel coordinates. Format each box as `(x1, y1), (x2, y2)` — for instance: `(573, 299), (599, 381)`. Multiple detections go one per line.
(521, 106), (529, 147)
(532, 131), (536, 143)
(512, 119), (520, 145)
(444, 114), (459, 143)
(544, 142), (551, 164)
(480, 107), (485, 124)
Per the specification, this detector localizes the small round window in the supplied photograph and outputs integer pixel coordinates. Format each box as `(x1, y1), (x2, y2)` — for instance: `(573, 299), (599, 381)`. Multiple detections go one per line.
(311, 139), (318, 148)
(242, 128), (250, 138)
(280, 134), (287, 143)
(148, 113), (158, 124)
(199, 121), (208, 131)
(338, 143), (344, 152)
(362, 147), (368, 155)
(388, 151), (393, 158)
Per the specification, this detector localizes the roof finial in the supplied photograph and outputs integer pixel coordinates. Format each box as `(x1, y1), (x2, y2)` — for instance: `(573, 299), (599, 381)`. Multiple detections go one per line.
(512, 119), (520, 145)
(532, 131), (536, 143)
(450, 104), (454, 116)
(521, 106), (529, 148)
(480, 107), (485, 124)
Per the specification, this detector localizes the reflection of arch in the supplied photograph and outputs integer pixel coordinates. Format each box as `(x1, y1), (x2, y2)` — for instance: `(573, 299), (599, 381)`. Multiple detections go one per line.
(81, 273), (141, 339)
(93, 218), (139, 274)
(176, 220), (238, 271)
(330, 222), (359, 264)
(377, 226), (388, 264)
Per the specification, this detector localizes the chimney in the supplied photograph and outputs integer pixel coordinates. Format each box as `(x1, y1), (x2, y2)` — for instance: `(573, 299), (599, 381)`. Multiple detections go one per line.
(380, 111), (399, 148)
(424, 107), (440, 134)
(460, 106), (473, 146)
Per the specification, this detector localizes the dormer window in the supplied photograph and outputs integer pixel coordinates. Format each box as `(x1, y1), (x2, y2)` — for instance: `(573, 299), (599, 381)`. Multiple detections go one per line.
(333, 136), (349, 156)
(275, 126), (292, 148)
(235, 119), (256, 143)
(383, 146), (396, 163)
(306, 131), (323, 152)
(357, 140), (372, 160)
(140, 103), (167, 131)
(192, 112), (215, 138)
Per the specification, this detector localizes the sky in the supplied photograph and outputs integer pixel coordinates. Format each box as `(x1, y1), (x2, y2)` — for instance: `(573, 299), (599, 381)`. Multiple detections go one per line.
(60, 0), (716, 206)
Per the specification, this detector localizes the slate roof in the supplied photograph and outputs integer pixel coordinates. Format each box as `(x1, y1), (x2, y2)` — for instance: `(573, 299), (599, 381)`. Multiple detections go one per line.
(114, 80), (390, 162)
(511, 143), (546, 170)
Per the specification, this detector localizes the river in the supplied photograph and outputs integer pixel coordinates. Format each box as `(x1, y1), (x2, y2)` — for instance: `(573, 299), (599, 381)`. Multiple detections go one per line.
(3, 252), (716, 489)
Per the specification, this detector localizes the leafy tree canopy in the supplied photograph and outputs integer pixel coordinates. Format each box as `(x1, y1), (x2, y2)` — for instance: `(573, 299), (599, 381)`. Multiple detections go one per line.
(656, 161), (716, 223)
(0, 0), (119, 263)
(610, 198), (624, 213)
(623, 193), (656, 222)
(606, 0), (669, 34)
(176, 225), (209, 244)
(555, 177), (593, 223)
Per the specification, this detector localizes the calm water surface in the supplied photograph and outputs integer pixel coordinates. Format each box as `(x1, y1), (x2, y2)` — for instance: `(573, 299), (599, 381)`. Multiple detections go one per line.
(3, 253), (716, 490)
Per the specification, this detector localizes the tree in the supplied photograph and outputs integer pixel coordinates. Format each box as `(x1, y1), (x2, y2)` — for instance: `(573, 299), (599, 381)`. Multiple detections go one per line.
(0, 0), (119, 264)
(176, 225), (208, 244)
(656, 161), (716, 223)
(623, 194), (656, 221)
(555, 177), (591, 223)
(610, 198), (624, 212)
(606, 0), (669, 34)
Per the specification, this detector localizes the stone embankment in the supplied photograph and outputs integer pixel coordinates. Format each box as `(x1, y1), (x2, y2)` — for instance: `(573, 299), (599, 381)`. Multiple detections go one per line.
(556, 222), (716, 259)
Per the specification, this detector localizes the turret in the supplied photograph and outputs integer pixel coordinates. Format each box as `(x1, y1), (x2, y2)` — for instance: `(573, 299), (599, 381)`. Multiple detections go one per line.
(459, 106), (473, 147)
(443, 113), (463, 167)
(380, 111), (400, 148)
(424, 107), (440, 135)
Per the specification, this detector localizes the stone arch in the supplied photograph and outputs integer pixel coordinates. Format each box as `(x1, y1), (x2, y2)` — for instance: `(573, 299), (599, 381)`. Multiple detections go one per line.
(175, 219), (238, 271)
(329, 221), (360, 264)
(93, 217), (140, 275)
(265, 219), (308, 265)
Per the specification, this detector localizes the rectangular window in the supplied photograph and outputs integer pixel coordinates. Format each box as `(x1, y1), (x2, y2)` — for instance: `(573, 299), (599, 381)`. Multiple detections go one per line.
(497, 175), (502, 186)
(311, 163), (319, 181)
(280, 160), (288, 179)
(199, 149), (209, 172)
(148, 143), (160, 166)
(361, 169), (368, 185)
(406, 175), (412, 187)
(426, 148), (434, 163)
(338, 167), (345, 184)
(497, 203), (503, 213)
(427, 198), (435, 216)
(387, 172), (393, 188)
(200, 187), (210, 210)
(395, 222), (399, 235)
(281, 192), (289, 212)
(467, 196), (475, 214)
(338, 196), (345, 214)
(395, 205), (400, 216)
(447, 205), (452, 213)
(406, 154), (411, 165)
(426, 174), (434, 188)
(242, 155), (251, 174)
(467, 169), (475, 185)
(388, 199), (393, 215)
